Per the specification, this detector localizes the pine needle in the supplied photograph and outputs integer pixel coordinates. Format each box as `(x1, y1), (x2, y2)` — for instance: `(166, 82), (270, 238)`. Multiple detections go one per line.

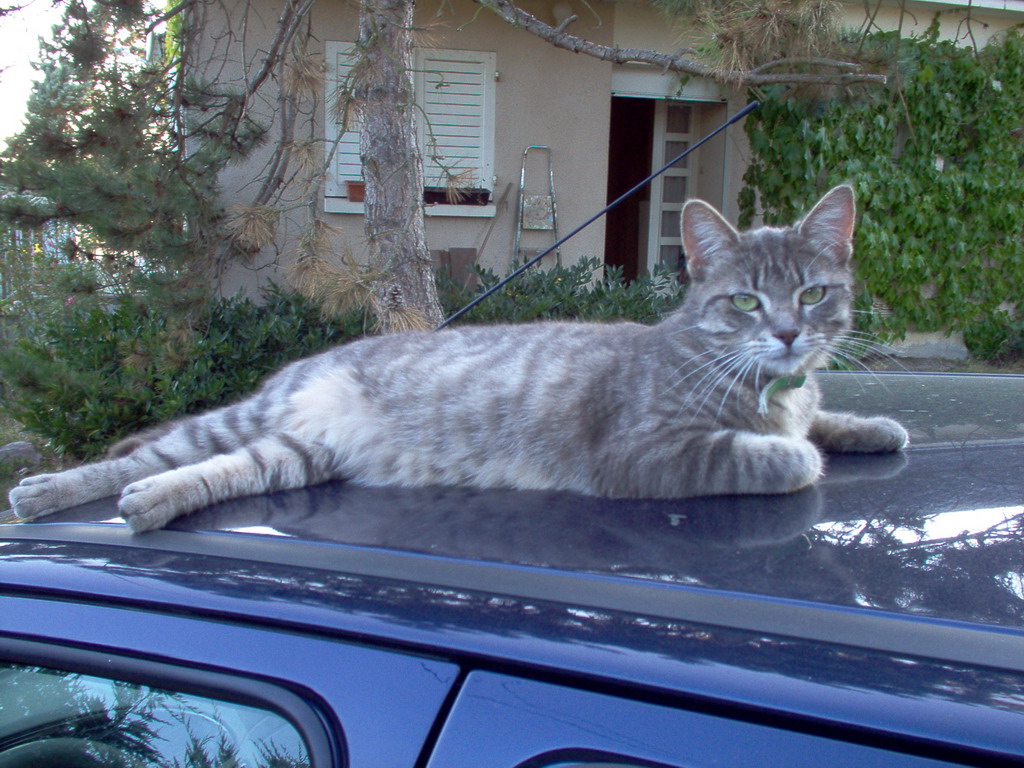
(288, 139), (323, 181)
(285, 48), (326, 98)
(287, 230), (379, 321)
(444, 169), (475, 204)
(686, 0), (841, 80)
(411, 19), (449, 51)
(226, 205), (280, 254)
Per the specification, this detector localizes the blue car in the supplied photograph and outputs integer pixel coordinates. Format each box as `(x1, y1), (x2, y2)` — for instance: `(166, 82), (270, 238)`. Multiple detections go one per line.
(2, 371), (1022, 768)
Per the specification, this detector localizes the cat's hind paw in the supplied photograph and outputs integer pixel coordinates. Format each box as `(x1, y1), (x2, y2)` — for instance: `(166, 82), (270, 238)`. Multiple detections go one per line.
(119, 477), (188, 533)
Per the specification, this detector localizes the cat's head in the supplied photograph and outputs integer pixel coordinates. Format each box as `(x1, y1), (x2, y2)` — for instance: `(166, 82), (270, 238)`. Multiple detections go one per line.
(679, 185), (856, 377)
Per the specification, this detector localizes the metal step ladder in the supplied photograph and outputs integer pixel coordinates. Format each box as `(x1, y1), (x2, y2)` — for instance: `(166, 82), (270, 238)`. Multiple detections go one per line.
(513, 146), (560, 264)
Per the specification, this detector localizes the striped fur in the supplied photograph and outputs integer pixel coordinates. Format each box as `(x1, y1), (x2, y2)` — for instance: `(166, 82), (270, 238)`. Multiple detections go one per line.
(9, 185), (907, 532)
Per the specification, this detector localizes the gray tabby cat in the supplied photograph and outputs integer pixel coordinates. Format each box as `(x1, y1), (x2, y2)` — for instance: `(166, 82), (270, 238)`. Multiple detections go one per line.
(9, 184), (907, 533)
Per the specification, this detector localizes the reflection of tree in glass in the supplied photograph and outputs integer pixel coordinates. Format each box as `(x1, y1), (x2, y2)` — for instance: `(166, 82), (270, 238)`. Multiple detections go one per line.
(172, 730), (236, 768)
(0, 664), (309, 768)
(257, 742), (310, 768)
(0, 666), (164, 766)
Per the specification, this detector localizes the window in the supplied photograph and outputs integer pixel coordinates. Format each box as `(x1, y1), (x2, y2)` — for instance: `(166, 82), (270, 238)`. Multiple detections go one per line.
(325, 42), (496, 215)
(0, 663), (312, 768)
(428, 672), (962, 767)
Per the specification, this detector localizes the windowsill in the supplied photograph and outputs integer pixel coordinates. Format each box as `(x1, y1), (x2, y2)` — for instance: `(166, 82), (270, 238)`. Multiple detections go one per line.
(325, 198), (496, 218)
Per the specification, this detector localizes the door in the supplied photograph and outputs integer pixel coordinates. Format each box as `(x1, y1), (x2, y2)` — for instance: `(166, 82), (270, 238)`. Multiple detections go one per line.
(424, 672), (960, 768)
(646, 100), (694, 276)
(604, 97), (728, 281)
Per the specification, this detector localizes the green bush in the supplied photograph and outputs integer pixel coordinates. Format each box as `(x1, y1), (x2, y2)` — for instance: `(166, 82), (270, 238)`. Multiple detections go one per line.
(440, 257), (686, 325)
(741, 24), (1024, 359)
(0, 289), (367, 458)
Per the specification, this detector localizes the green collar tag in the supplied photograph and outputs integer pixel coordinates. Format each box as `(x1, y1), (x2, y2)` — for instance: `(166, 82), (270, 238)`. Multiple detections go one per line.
(758, 374), (806, 416)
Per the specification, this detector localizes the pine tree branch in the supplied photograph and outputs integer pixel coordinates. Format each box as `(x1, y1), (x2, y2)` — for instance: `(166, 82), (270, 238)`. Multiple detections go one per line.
(750, 57), (876, 74)
(474, 0), (888, 87)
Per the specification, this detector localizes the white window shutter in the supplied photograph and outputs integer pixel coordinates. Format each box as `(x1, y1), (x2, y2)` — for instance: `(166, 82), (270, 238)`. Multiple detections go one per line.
(415, 49), (496, 193)
(325, 41), (362, 198)
(325, 44), (496, 199)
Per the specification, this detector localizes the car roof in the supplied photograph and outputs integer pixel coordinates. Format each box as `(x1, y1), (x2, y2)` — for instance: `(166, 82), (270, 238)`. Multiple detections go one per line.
(2, 371), (1022, 638)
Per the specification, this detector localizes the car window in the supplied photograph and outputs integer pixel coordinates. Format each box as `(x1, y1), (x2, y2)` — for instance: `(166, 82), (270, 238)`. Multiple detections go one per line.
(428, 672), (960, 768)
(0, 663), (310, 768)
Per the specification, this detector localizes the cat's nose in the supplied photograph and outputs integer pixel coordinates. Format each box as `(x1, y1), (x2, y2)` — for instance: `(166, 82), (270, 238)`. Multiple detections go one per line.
(774, 329), (800, 347)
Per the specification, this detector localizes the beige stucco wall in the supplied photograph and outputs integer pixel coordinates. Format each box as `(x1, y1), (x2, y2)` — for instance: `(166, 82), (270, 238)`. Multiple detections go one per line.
(207, 0), (617, 296)
(840, 0), (1024, 46)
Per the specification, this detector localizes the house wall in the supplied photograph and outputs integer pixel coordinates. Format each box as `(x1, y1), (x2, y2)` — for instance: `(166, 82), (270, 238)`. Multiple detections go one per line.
(202, 0), (1024, 298)
(206, 0), (616, 297)
(840, 0), (1024, 47)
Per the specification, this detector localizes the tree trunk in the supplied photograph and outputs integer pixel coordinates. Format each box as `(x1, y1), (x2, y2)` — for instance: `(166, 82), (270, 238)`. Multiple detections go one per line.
(357, 0), (444, 332)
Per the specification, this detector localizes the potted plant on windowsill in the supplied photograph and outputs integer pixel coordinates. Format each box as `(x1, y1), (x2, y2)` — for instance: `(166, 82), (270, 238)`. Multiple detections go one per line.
(345, 180), (365, 202)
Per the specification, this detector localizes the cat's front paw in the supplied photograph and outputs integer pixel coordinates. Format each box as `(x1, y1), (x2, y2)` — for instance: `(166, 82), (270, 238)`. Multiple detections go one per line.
(758, 436), (824, 494)
(9, 474), (71, 519)
(812, 412), (909, 453)
(729, 434), (823, 495)
(857, 416), (910, 452)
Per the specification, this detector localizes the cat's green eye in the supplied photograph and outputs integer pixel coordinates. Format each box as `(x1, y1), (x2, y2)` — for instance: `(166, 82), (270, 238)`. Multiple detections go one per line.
(731, 294), (761, 312)
(800, 286), (827, 305)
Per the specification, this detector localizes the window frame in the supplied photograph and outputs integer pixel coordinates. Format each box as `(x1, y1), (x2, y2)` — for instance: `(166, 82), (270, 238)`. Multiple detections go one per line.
(0, 635), (341, 768)
(324, 41), (497, 218)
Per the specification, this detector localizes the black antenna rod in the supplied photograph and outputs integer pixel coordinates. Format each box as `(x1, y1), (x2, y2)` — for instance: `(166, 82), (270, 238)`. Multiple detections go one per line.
(437, 99), (760, 330)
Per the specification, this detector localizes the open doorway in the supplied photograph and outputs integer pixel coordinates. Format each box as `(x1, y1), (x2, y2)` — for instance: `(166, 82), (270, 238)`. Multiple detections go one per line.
(605, 97), (654, 283)
(604, 96), (727, 281)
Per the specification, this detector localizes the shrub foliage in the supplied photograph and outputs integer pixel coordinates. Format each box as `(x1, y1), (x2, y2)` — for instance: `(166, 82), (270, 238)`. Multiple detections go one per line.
(0, 290), (367, 458)
(439, 258), (685, 326)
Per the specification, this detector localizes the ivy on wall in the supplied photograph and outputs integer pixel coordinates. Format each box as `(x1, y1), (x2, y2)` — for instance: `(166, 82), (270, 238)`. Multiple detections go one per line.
(740, 23), (1024, 359)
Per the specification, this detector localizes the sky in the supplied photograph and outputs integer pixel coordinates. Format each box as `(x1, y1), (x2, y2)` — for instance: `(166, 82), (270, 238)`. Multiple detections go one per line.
(0, 0), (62, 145)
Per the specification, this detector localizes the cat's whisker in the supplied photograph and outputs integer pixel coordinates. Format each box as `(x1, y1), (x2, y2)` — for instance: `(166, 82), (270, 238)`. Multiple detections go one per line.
(825, 346), (874, 373)
(831, 330), (911, 374)
(674, 350), (748, 423)
(687, 350), (755, 421)
(823, 348), (904, 393)
(715, 354), (759, 419)
(666, 348), (741, 397)
(822, 338), (910, 396)
(688, 350), (746, 398)
(804, 241), (837, 273)
(663, 348), (719, 391)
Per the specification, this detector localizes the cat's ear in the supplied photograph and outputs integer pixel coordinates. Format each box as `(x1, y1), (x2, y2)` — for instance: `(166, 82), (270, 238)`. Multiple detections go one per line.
(798, 185), (856, 265)
(680, 199), (740, 280)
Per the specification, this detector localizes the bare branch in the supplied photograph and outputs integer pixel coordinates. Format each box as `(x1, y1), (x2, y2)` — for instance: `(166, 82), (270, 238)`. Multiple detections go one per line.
(244, 0), (317, 99)
(474, 0), (888, 87)
(145, 0), (200, 34)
